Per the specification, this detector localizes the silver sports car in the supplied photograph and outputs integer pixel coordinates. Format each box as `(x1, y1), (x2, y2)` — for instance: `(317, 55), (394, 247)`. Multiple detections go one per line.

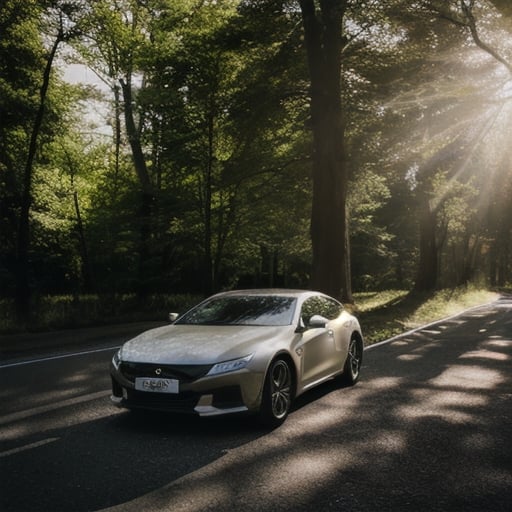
(110, 289), (364, 426)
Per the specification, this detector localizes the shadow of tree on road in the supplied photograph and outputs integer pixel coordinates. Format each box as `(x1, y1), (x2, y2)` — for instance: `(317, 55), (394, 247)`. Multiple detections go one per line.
(1, 299), (511, 512)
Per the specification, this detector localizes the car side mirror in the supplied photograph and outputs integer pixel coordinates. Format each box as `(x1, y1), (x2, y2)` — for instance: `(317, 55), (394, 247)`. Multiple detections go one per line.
(308, 315), (329, 329)
(168, 312), (179, 323)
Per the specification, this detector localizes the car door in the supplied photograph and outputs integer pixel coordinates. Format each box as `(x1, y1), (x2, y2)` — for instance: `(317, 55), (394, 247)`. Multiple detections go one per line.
(298, 296), (342, 388)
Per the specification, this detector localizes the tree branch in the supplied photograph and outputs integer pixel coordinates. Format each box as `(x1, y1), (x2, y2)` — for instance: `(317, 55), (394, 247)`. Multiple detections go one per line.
(460, 0), (512, 75)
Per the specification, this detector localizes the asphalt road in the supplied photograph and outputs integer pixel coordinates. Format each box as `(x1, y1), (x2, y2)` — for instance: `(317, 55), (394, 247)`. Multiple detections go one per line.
(1, 297), (511, 512)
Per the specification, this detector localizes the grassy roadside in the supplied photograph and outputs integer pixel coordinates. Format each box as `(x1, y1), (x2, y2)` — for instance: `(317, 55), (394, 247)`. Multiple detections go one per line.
(0, 286), (500, 336)
(352, 286), (500, 346)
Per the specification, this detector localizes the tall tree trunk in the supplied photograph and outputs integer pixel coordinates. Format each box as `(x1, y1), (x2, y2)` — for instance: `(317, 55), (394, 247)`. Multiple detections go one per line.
(119, 78), (154, 296)
(489, 242), (497, 287)
(414, 202), (438, 291)
(300, 0), (352, 302)
(73, 191), (93, 292)
(343, 204), (352, 300)
(119, 78), (152, 193)
(15, 28), (63, 321)
(204, 107), (215, 295)
(112, 83), (122, 194)
(66, 149), (94, 294)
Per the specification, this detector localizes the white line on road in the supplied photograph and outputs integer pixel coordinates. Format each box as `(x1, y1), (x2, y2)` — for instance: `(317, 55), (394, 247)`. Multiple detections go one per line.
(0, 438), (60, 458)
(0, 345), (121, 369)
(0, 390), (110, 426)
(364, 301), (497, 351)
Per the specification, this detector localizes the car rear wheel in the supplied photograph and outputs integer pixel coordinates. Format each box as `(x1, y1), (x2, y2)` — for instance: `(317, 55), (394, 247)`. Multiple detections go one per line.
(258, 358), (293, 428)
(340, 335), (362, 385)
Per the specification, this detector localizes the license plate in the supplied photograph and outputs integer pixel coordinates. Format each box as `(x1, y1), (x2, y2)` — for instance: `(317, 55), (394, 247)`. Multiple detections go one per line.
(135, 377), (179, 394)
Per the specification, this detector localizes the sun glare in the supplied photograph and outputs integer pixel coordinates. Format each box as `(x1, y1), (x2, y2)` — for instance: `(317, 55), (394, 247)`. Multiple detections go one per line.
(390, 36), (512, 215)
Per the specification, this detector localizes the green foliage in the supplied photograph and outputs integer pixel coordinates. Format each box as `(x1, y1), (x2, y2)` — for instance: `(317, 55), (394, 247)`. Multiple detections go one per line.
(349, 169), (397, 289)
(0, 0), (64, 296)
(129, 0), (312, 291)
(1, 0), (511, 310)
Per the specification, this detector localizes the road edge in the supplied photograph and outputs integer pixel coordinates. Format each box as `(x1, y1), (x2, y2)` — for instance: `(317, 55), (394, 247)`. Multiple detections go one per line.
(364, 298), (501, 351)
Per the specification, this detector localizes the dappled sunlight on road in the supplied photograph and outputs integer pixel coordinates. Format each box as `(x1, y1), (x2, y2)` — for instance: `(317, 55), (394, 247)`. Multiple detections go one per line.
(106, 301), (511, 512)
(1, 300), (510, 512)
(460, 348), (509, 361)
(360, 376), (404, 390)
(429, 365), (505, 389)
(397, 389), (488, 423)
(0, 392), (117, 442)
(397, 353), (423, 361)
(488, 337), (510, 344)
(370, 430), (407, 454)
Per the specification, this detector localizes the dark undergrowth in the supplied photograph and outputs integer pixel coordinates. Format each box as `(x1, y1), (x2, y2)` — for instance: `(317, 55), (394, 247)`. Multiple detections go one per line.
(0, 293), (203, 334)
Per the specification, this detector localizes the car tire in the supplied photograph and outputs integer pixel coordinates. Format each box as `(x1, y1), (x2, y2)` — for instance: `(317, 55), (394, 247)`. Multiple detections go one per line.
(258, 357), (293, 428)
(339, 335), (363, 386)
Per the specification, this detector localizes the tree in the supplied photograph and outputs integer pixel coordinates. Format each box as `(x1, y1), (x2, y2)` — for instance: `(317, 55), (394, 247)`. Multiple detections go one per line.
(5, 0), (511, 315)
(134, 0), (312, 293)
(409, 0), (512, 289)
(74, 0), (157, 295)
(0, 0), (44, 298)
(299, 0), (351, 301)
(0, 0), (82, 319)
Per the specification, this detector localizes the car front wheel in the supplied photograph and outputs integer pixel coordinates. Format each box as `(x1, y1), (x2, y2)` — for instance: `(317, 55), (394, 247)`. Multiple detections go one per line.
(340, 335), (363, 385)
(258, 358), (293, 428)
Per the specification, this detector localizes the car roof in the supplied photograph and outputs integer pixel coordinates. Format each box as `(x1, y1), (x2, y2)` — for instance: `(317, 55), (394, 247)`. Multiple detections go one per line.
(211, 289), (323, 299)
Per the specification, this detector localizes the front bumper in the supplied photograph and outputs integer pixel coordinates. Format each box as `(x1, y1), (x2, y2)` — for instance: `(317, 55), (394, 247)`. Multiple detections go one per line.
(110, 361), (264, 417)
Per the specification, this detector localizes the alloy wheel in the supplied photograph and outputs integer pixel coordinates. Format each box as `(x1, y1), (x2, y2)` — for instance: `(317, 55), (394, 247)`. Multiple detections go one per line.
(348, 338), (361, 379)
(270, 359), (292, 420)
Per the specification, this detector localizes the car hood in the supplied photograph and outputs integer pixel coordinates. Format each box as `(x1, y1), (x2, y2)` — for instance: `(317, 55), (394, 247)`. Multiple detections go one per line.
(119, 324), (292, 364)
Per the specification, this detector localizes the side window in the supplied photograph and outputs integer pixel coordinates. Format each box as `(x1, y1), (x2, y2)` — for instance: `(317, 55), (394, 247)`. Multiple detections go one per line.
(322, 298), (343, 320)
(300, 297), (319, 326)
(300, 296), (343, 326)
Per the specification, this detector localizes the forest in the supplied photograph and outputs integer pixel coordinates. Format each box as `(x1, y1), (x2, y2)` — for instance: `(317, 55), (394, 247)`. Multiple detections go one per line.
(1, 0), (511, 328)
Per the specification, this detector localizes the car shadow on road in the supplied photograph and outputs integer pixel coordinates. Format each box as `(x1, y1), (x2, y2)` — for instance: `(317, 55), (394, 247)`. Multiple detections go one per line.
(0, 404), (268, 512)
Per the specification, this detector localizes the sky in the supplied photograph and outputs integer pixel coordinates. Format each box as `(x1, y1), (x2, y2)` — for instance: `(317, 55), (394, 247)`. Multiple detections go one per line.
(62, 62), (112, 136)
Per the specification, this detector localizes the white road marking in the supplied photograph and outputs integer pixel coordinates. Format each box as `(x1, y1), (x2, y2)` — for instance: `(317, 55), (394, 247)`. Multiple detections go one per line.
(364, 301), (498, 351)
(0, 390), (110, 426)
(0, 345), (121, 369)
(0, 437), (59, 458)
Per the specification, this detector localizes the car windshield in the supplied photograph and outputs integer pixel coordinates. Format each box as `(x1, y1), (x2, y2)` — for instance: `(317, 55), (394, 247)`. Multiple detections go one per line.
(176, 295), (297, 326)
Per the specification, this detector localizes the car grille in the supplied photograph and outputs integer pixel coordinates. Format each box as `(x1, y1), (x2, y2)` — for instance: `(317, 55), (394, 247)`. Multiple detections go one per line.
(126, 389), (200, 413)
(123, 386), (244, 414)
(119, 362), (213, 384)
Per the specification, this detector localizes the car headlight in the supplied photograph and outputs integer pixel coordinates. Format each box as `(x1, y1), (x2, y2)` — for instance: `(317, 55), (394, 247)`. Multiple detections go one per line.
(206, 354), (253, 376)
(112, 349), (122, 370)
